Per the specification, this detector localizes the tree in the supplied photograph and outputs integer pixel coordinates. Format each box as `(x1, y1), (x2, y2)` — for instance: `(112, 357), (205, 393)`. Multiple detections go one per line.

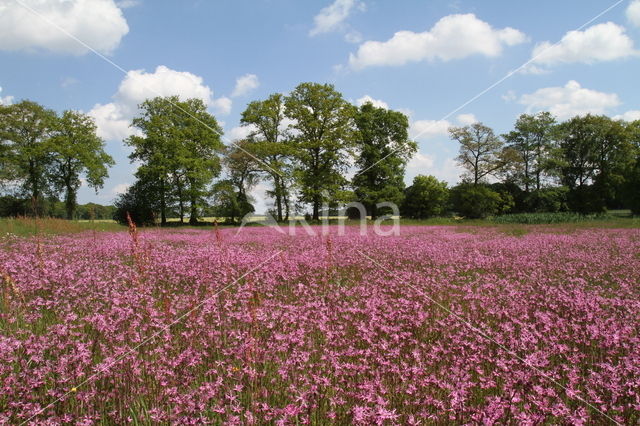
(239, 93), (293, 221)
(449, 183), (503, 218)
(623, 120), (640, 214)
(113, 179), (161, 226)
(554, 115), (631, 213)
(401, 175), (448, 219)
(352, 102), (417, 219)
(210, 179), (254, 223)
(0, 100), (56, 215)
(450, 123), (506, 185)
(127, 96), (223, 225)
(503, 112), (556, 192)
(285, 83), (355, 220)
(50, 110), (114, 219)
(178, 98), (224, 224)
(223, 139), (260, 214)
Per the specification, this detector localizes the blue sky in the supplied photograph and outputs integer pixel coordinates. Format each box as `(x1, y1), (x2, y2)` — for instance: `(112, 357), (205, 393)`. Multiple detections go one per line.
(1, 0), (639, 211)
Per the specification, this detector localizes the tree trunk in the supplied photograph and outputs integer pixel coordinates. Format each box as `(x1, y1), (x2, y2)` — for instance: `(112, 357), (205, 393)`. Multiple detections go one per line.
(189, 178), (198, 225)
(65, 184), (76, 220)
(312, 195), (319, 221)
(274, 175), (283, 222)
(284, 189), (290, 221)
(160, 178), (167, 226)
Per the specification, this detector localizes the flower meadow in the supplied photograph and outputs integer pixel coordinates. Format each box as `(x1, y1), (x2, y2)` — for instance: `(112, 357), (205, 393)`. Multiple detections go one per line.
(1, 225), (639, 425)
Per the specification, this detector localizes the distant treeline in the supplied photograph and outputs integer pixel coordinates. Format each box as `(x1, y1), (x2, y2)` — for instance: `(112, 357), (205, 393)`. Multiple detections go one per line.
(0, 196), (115, 220)
(2, 82), (639, 224)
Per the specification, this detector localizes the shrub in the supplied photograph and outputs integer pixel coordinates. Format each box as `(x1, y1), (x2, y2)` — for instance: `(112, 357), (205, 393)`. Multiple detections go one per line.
(113, 180), (160, 226)
(401, 175), (449, 219)
(449, 183), (502, 219)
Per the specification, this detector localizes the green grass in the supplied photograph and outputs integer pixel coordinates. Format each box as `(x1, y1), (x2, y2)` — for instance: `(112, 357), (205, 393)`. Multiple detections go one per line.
(2, 211), (638, 238)
(0, 217), (125, 237)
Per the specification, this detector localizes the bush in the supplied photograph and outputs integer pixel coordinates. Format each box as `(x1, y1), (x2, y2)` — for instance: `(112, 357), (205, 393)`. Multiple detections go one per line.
(401, 175), (449, 219)
(491, 212), (611, 224)
(113, 180), (160, 226)
(449, 183), (502, 219)
(523, 187), (569, 213)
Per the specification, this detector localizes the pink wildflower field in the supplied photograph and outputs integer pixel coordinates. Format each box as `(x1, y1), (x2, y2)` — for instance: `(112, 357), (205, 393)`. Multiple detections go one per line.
(1, 226), (639, 424)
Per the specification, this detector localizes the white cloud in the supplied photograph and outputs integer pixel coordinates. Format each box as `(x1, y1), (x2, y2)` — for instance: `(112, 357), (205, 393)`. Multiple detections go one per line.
(0, 0), (129, 55)
(407, 152), (435, 169)
(309, 0), (365, 36)
(231, 74), (260, 97)
(228, 124), (258, 141)
(408, 113), (478, 140)
(519, 80), (620, 120)
(111, 183), (130, 195)
(456, 113), (477, 125)
(406, 153), (462, 185)
(88, 102), (136, 141)
(527, 23), (637, 70)
(61, 77), (79, 88)
(627, 0), (640, 27)
(502, 90), (517, 102)
(410, 119), (451, 140)
(88, 65), (226, 141)
(116, 0), (140, 8)
(211, 96), (232, 115)
(344, 30), (363, 44)
(614, 110), (640, 121)
(348, 13), (527, 69)
(355, 95), (389, 109)
(0, 87), (14, 105)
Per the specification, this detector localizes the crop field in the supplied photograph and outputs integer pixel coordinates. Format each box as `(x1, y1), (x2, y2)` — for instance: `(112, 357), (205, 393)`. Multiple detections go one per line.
(1, 225), (639, 424)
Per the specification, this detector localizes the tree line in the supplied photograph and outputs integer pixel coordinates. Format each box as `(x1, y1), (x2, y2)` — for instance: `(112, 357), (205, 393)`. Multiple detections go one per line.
(1, 82), (639, 223)
(0, 101), (114, 219)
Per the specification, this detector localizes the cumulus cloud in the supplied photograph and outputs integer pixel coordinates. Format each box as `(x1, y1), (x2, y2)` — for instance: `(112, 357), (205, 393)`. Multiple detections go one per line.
(355, 95), (389, 109)
(519, 80), (620, 120)
(406, 154), (462, 185)
(348, 14), (526, 70)
(0, 0), (129, 55)
(231, 74), (260, 97)
(0, 87), (14, 105)
(409, 119), (451, 140)
(88, 65), (226, 141)
(407, 152), (435, 169)
(527, 23), (637, 70)
(211, 96), (233, 115)
(409, 113), (477, 140)
(309, 0), (365, 36)
(111, 183), (130, 195)
(228, 124), (258, 141)
(456, 113), (477, 125)
(628, 0), (640, 27)
(613, 110), (640, 121)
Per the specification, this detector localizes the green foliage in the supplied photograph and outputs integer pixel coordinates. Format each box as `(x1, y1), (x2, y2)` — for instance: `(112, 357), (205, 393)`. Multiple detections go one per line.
(0, 101), (113, 218)
(0, 100), (57, 214)
(491, 212), (612, 224)
(502, 112), (556, 192)
(126, 96), (224, 224)
(450, 122), (505, 185)
(239, 93), (293, 221)
(522, 187), (569, 213)
(449, 183), (502, 219)
(209, 179), (254, 223)
(285, 83), (355, 220)
(113, 179), (161, 226)
(352, 102), (416, 218)
(554, 115), (632, 213)
(50, 110), (114, 219)
(401, 175), (449, 219)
